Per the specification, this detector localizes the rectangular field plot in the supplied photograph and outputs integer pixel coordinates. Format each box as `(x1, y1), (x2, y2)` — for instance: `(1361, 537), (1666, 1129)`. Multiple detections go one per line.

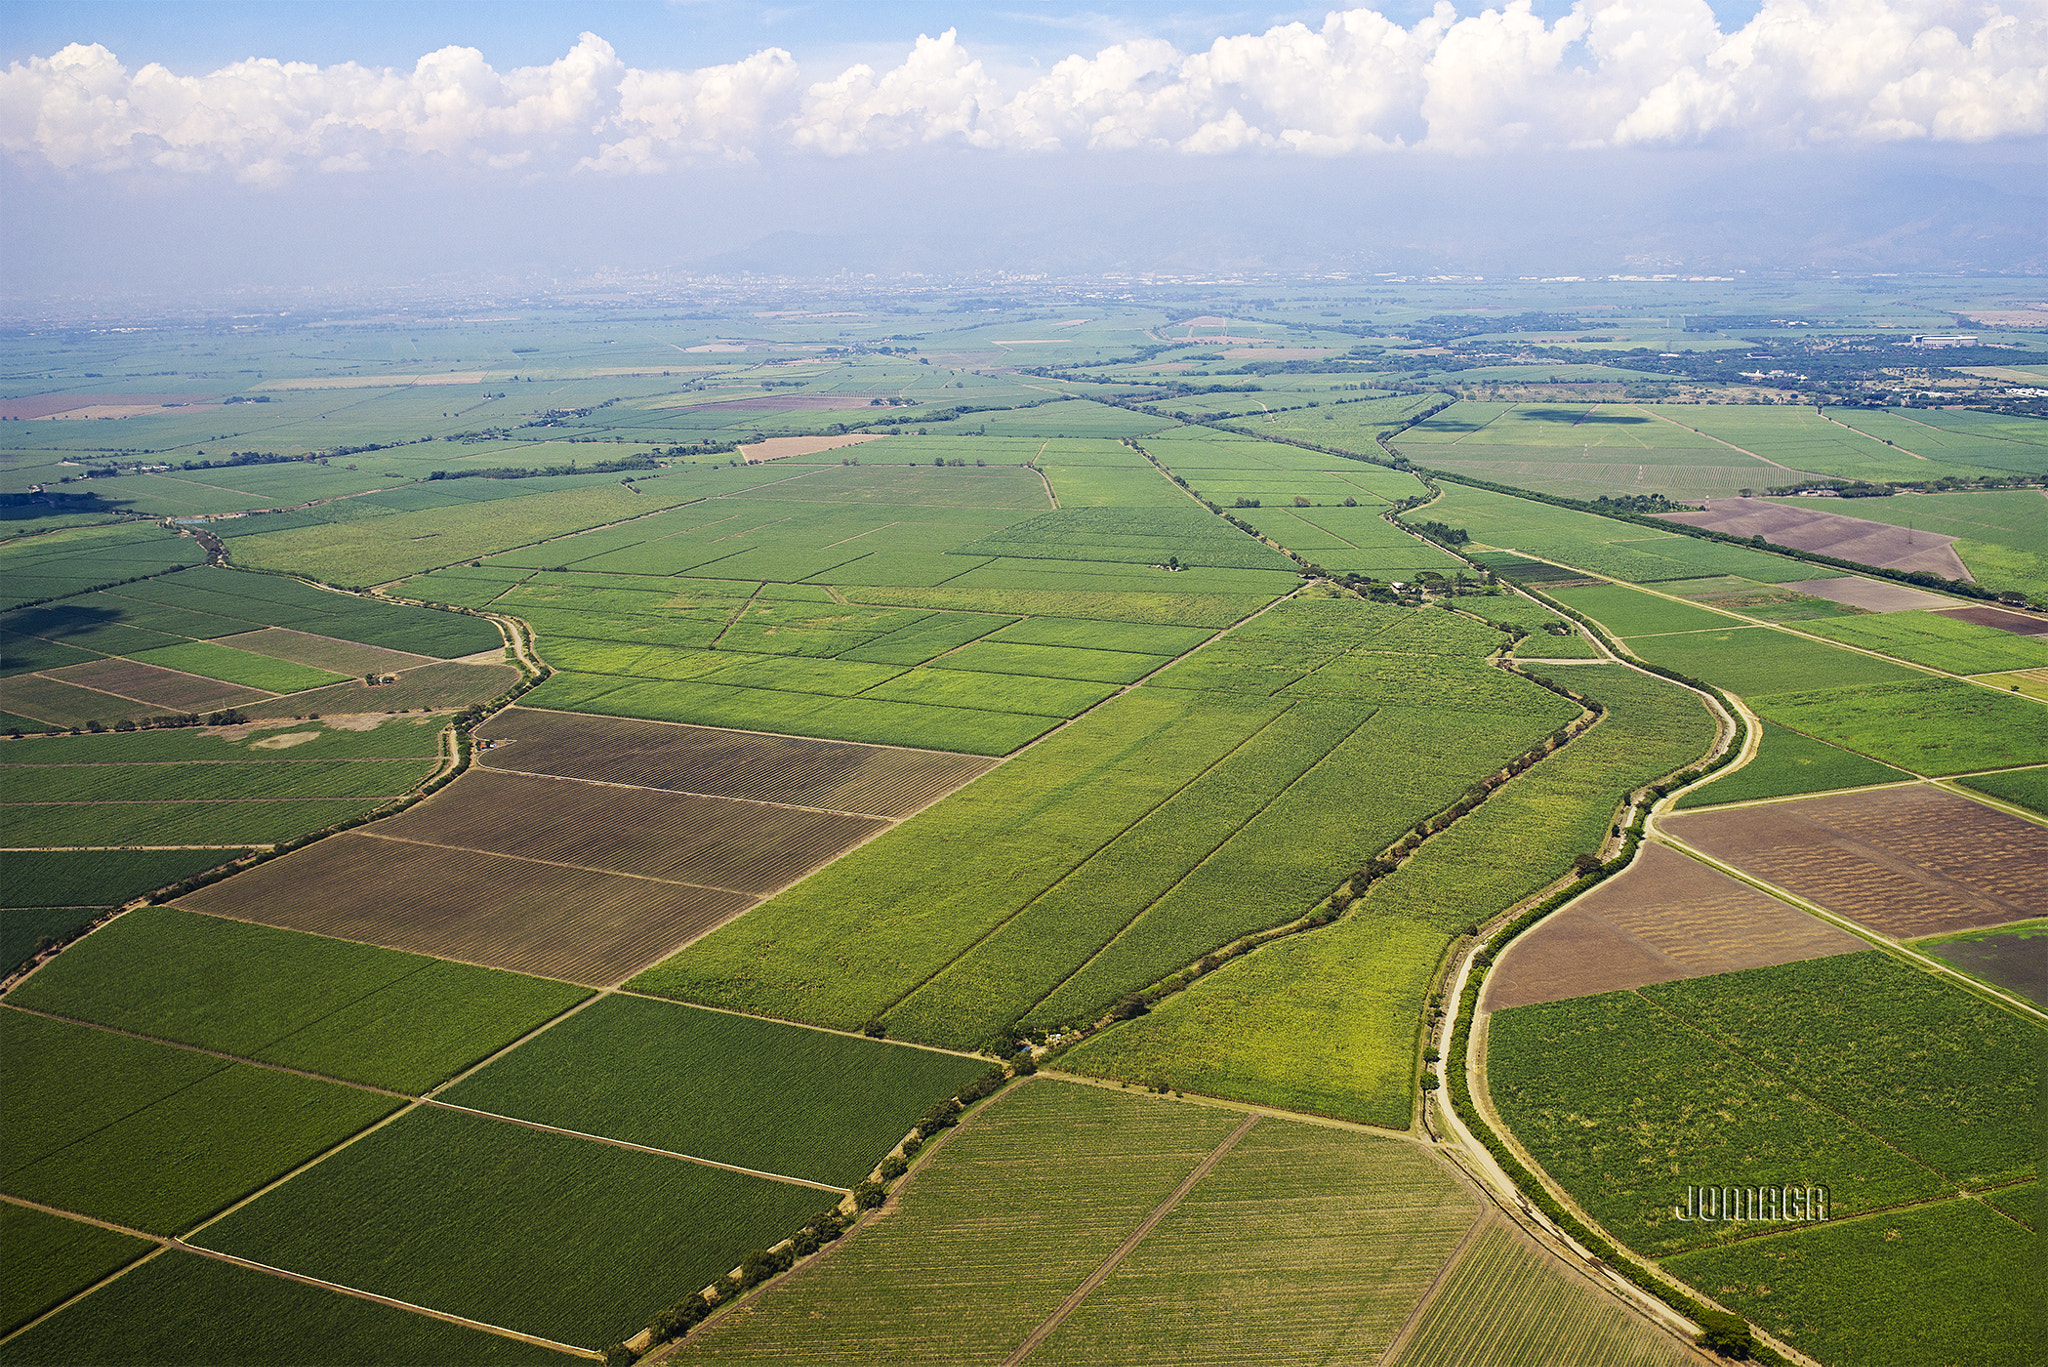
(6, 907), (587, 1093)
(0, 797), (395, 849)
(1482, 843), (1864, 1010)
(1751, 678), (2048, 774)
(1675, 719), (1909, 808)
(0, 1250), (574, 1366)
(1624, 625), (1923, 697)
(1025, 1119), (1480, 1367)
(476, 707), (995, 819)
(31, 657), (269, 712)
(0, 1204), (153, 1338)
(1661, 785), (2046, 939)
(177, 832), (754, 986)
(1664, 1197), (2042, 1367)
(192, 1105), (824, 1352)
(211, 626), (436, 675)
(441, 994), (988, 1188)
(1799, 608), (2048, 675)
(1923, 926), (2048, 1007)
(667, 1080), (1245, 1365)
(1390, 1221), (1698, 1367)
(126, 641), (350, 694)
(0, 1009), (399, 1234)
(369, 768), (887, 894)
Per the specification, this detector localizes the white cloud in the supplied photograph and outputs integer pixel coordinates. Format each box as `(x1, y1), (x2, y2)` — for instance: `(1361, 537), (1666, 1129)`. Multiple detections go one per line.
(1, 2), (2042, 179)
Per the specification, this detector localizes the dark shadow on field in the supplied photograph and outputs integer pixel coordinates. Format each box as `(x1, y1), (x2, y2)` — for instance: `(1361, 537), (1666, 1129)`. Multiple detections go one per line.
(1517, 408), (1650, 425)
(1, 602), (125, 638)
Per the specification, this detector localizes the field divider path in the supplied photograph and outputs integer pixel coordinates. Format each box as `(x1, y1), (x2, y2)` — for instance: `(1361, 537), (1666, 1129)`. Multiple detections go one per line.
(1630, 405), (1826, 477)
(168, 1242), (602, 1361)
(999, 1112), (1261, 1367)
(419, 1099), (848, 1193)
(1645, 829), (2048, 1025)
(475, 762), (898, 821)
(1373, 1212), (1492, 1367)
(347, 829), (759, 897)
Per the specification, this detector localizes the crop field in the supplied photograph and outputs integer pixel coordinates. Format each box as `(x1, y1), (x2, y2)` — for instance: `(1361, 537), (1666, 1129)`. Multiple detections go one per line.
(1389, 1222), (1698, 1367)
(1, 797), (398, 848)
(6, 907), (588, 1092)
(1490, 949), (2042, 1257)
(1663, 784), (2046, 939)
(1, 1009), (400, 1234)
(1751, 677), (2048, 774)
(476, 707), (995, 817)
(1414, 485), (1839, 584)
(0, 1203), (153, 1338)
(0, 522), (204, 611)
(1825, 406), (2048, 475)
(440, 994), (988, 1187)
(1676, 719), (1908, 808)
(1547, 582), (1733, 636)
(1482, 843), (1864, 1009)
(191, 1104), (825, 1351)
(1654, 406), (1991, 483)
(1457, 591), (1601, 657)
(0, 848), (254, 970)
(1665, 1196), (2041, 1367)
(1956, 763), (2048, 815)
(126, 640), (349, 693)
(1624, 625), (1924, 697)
(212, 625), (434, 675)
(1798, 608), (2048, 674)
(1922, 925), (2048, 1006)
(950, 504), (1295, 571)
(0, 1250), (572, 1366)
(1665, 574), (1874, 622)
(1064, 665), (1715, 1124)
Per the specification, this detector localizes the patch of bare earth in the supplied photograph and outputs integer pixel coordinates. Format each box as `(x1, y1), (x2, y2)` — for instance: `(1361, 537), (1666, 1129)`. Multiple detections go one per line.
(1660, 785), (2047, 939)
(741, 433), (887, 464)
(1658, 498), (1970, 579)
(1482, 843), (1864, 1010)
(1775, 577), (1958, 613)
(1934, 605), (2048, 636)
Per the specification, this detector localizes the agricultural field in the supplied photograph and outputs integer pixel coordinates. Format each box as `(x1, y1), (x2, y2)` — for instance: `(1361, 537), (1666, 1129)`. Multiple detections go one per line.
(1622, 625), (1925, 697)
(1674, 720), (1908, 808)
(1762, 488), (2048, 602)
(1062, 665), (1716, 1125)
(1748, 678), (2048, 774)
(0, 1203), (152, 1338)
(1918, 924), (2048, 1007)
(1665, 574), (1874, 622)
(0, 521), (204, 611)
(0, 846), (252, 972)
(1487, 950), (2042, 1267)
(1797, 608), (2048, 674)
(1661, 785), (2045, 939)
(1955, 762), (2048, 815)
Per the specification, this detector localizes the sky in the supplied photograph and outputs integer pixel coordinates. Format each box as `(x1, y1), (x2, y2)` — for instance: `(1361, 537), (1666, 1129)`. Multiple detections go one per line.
(2, 1), (2044, 303)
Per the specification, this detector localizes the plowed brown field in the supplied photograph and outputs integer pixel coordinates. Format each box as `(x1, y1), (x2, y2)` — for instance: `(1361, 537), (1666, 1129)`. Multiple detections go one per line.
(40, 658), (269, 711)
(180, 832), (755, 985)
(213, 626), (436, 674)
(372, 768), (886, 894)
(1660, 785), (2047, 939)
(478, 707), (995, 818)
(1483, 843), (1865, 1010)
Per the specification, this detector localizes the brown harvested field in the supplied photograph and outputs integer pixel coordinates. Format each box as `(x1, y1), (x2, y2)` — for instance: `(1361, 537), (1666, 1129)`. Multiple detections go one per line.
(179, 832), (753, 985)
(36, 658), (268, 711)
(1482, 844), (1865, 1010)
(1934, 605), (2048, 637)
(0, 393), (218, 419)
(1, 673), (149, 727)
(1776, 576), (1957, 613)
(1659, 498), (1969, 578)
(212, 626), (436, 674)
(478, 707), (995, 819)
(370, 768), (886, 894)
(242, 660), (518, 719)
(1660, 785), (2047, 939)
(739, 433), (886, 464)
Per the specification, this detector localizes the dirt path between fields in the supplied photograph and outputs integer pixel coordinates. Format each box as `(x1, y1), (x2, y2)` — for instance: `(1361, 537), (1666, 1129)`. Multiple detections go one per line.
(999, 1113), (1260, 1366)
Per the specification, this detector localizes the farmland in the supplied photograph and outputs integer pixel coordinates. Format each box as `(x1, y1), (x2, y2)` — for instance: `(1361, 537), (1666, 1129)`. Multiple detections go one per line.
(1762, 488), (2048, 601)
(1921, 925), (2048, 1006)
(1956, 763), (2048, 815)
(1674, 720), (1908, 808)
(1750, 678), (2048, 774)
(1797, 608), (2048, 674)
(0, 1204), (151, 1337)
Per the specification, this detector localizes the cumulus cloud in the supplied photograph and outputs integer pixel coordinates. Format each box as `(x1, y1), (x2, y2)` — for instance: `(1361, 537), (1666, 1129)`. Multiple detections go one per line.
(1, 1), (2041, 178)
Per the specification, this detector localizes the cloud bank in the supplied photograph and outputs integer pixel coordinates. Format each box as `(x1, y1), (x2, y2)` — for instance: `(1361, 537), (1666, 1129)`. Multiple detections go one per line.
(3, 0), (2042, 180)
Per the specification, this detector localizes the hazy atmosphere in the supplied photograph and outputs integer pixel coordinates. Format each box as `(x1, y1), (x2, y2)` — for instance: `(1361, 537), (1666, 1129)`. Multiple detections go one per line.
(6, 0), (2047, 303)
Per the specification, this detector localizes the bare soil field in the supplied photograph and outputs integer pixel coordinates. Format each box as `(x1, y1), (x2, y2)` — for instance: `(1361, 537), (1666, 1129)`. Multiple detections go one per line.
(1483, 843), (1865, 1010)
(242, 660), (517, 719)
(1777, 577), (1958, 612)
(179, 833), (755, 985)
(1935, 605), (2048, 637)
(213, 627), (435, 674)
(479, 707), (995, 819)
(38, 658), (268, 712)
(1659, 499), (1969, 579)
(740, 433), (887, 463)
(1661, 786), (2047, 939)
(1925, 928), (2048, 1006)
(0, 393), (218, 419)
(370, 768), (886, 894)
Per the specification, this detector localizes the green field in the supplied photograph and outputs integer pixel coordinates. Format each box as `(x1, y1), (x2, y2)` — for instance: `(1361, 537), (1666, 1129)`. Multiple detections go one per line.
(192, 1105), (825, 1350)
(1547, 582), (1734, 637)
(439, 994), (989, 1186)
(1797, 609), (2048, 675)
(6, 908), (587, 1093)
(1675, 720), (1909, 808)
(126, 640), (350, 693)
(1063, 665), (1715, 1125)
(0, 1203), (154, 1337)
(0, 797), (399, 848)
(1390, 1222), (1698, 1367)
(1665, 1197), (2042, 1367)
(1488, 951), (2042, 1260)
(1624, 626), (1923, 697)
(1955, 764), (2048, 815)
(0, 522), (205, 612)
(1, 1009), (400, 1234)
(1764, 488), (2048, 601)
(0, 1250), (572, 1366)
(1752, 678), (2048, 775)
